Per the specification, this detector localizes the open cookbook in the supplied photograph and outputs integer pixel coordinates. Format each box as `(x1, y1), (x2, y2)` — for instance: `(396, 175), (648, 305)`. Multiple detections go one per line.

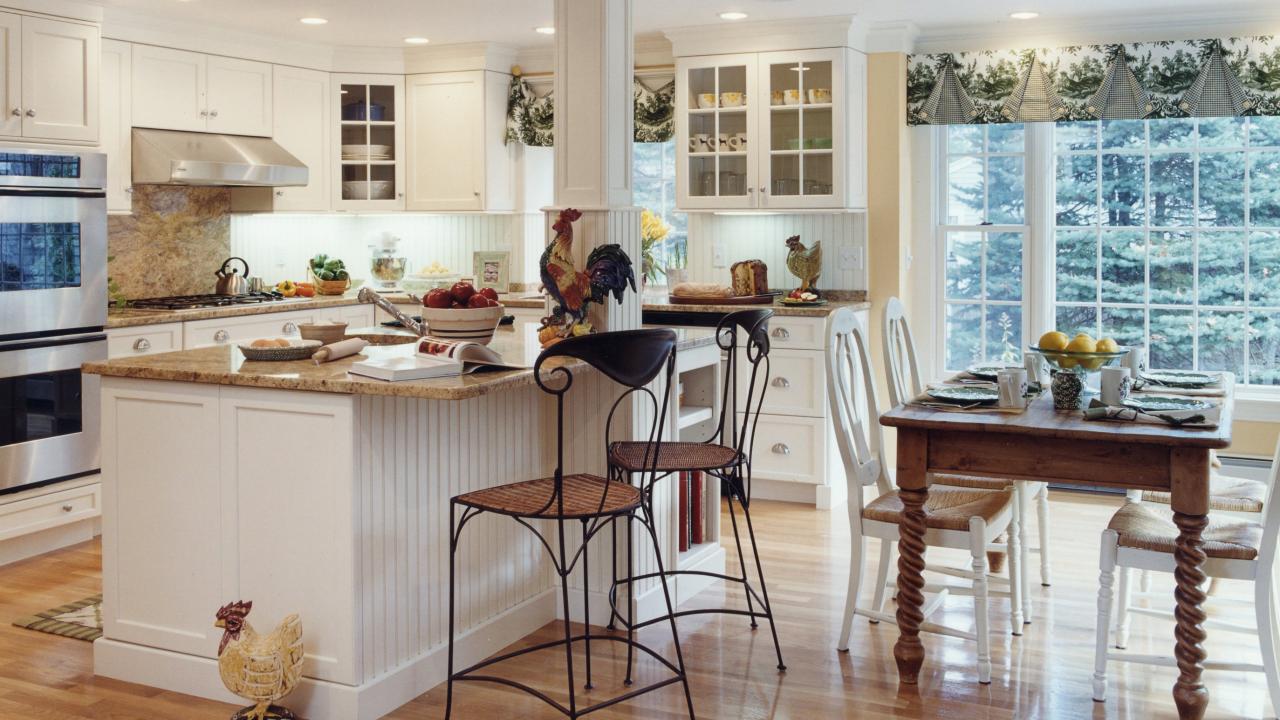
(348, 338), (524, 381)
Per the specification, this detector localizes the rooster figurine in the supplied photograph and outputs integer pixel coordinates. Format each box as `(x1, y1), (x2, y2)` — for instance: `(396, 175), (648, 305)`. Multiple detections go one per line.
(538, 207), (637, 346)
(784, 235), (822, 293)
(215, 601), (305, 720)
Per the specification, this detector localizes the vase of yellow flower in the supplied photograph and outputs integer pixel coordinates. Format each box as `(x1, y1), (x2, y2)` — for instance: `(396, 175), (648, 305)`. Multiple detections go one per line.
(640, 208), (669, 288)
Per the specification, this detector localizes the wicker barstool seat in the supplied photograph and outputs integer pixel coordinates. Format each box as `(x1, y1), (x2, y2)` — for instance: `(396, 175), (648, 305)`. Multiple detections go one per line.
(864, 487), (1015, 532)
(1108, 502), (1262, 561)
(608, 441), (741, 473)
(1139, 473), (1266, 513)
(931, 473), (1016, 491)
(455, 474), (641, 519)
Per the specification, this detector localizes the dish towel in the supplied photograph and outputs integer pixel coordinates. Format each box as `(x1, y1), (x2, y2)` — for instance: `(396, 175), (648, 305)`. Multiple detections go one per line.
(1083, 399), (1221, 428)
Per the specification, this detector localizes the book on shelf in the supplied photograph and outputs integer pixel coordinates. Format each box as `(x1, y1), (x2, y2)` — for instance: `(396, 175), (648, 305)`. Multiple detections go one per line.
(678, 471), (689, 553)
(348, 339), (518, 381)
(690, 471), (704, 545)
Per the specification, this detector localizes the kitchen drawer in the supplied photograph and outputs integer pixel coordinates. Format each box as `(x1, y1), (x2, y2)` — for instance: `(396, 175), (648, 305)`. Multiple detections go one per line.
(318, 305), (375, 328)
(107, 323), (183, 358)
(739, 413), (825, 485)
(743, 315), (825, 351)
(184, 309), (317, 349)
(737, 347), (825, 418)
(0, 483), (101, 542)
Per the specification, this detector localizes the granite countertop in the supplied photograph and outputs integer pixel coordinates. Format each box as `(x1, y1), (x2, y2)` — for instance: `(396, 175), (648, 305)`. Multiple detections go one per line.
(641, 292), (869, 318)
(106, 294), (371, 328)
(84, 321), (717, 401)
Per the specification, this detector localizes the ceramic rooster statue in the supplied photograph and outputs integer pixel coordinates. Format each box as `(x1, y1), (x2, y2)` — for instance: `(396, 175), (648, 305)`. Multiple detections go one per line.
(785, 235), (822, 293)
(538, 207), (637, 347)
(215, 601), (305, 720)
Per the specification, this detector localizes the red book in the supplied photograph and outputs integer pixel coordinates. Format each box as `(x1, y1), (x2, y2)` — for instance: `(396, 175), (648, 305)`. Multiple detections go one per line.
(690, 471), (704, 545)
(678, 471), (689, 552)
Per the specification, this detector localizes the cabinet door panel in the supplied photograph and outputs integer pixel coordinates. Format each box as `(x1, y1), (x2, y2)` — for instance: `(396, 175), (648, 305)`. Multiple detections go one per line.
(0, 12), (20, 137)
(100, 39), (131, 212)
(272, 65), (329, 210)
(406, 72), (482, 211)
(206, 56), (271, 137)
(132, 45), (205, 132)
(676, 54), (758, 211)
(757, 49), (844, 210)
(21, 17), (99, 142)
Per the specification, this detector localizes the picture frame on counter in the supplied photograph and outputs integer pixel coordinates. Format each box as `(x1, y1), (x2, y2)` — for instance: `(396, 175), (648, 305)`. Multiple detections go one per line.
(473, 251), (510, 291)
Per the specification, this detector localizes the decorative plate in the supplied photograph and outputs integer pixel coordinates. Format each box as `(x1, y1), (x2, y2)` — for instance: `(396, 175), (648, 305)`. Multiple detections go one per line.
(237, 339), (322, 361)
(1123, 395), (1213, 412)
(926, 386), (999, 404)
(965, 364), (1019, 381)
(1140, 370), (1218, 388)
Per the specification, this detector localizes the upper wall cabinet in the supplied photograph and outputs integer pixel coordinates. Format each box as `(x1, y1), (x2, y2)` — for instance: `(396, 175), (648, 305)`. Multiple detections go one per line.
(132, 46), (272, 137)
(0, 12), (99, 144)
(100, 39), (131, 212)
(332, 74), (405, 211)
(405, 70), (514, 212)
(676, 47), (865, 212)
(269, 65), (329, 211)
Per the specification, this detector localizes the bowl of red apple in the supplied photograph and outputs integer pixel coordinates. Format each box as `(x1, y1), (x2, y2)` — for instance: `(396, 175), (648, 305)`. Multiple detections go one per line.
(421, 282), (504, 344)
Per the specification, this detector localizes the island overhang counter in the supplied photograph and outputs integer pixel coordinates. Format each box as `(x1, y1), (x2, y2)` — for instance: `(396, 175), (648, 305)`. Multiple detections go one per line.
(83, 322), (720, 720)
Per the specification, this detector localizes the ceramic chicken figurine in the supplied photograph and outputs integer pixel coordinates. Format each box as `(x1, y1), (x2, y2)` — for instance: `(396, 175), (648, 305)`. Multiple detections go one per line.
(785, 235), (822, 293)
(215, 601), (305, 720)
(538, 207), (637, 347)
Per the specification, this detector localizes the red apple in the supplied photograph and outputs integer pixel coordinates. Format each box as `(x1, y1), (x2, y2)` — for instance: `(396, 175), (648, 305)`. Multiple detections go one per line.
(450, 282), (476, 304)
(425, 288), (452, 308)
(467, 294), (492, 309)
(789, 288), (803, 299)
(479, 287), (499, 302)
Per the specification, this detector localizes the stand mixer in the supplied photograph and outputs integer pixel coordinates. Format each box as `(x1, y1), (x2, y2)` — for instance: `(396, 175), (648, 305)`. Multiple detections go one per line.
(369, 232), (407, 290)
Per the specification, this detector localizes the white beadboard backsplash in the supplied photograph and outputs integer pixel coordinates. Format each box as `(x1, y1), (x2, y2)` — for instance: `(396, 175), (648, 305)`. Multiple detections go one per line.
(231, 210), (867, 292)
(682, 213), (867, 291)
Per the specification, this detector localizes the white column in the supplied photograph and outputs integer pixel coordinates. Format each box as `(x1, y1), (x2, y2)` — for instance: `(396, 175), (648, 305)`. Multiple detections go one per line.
(546, 0), (641, 332)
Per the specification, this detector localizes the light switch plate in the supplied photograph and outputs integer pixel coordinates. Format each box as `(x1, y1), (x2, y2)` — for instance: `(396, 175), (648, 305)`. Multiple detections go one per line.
(839, 245), (863, 270)
(712, 238), (727, 268)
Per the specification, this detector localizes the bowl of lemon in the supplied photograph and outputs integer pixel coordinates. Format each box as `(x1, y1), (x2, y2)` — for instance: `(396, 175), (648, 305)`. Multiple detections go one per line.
(1031, 331), (1128, 373)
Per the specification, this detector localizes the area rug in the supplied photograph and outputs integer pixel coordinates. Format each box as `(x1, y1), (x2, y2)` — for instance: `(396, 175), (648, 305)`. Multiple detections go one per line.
(12, 594), (103, 641)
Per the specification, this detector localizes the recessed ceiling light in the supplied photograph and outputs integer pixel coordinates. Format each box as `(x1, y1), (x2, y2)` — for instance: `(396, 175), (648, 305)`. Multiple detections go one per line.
(718, 11), (748, 20)
(404, 37), (430, 44)
(299, 17), (328, 25)
(1009, 11), (1039, 19)
(535, 26), (556, 35)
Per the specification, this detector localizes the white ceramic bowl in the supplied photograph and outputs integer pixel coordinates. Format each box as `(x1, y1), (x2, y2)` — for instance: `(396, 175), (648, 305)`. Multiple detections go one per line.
(421, 304), (504, 345)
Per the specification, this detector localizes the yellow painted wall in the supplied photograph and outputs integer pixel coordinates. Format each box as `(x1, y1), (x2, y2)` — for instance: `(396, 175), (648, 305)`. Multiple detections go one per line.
(1232, 420), (1280, 459)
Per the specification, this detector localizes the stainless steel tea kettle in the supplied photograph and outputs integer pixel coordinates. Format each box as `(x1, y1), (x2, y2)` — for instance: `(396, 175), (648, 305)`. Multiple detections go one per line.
(215, 256), (250, 295)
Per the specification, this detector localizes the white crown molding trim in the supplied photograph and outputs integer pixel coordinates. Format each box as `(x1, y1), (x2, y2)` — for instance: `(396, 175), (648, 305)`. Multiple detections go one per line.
(664, 15), (867, 57)
(1, 0), (100, 23)
(866, 21), (920, 55)
(914, 8), (1280, 54)
(404, 42), (518, 75)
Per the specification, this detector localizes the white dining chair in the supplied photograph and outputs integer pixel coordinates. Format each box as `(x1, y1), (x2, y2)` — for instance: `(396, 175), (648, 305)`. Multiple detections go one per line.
(1092, 440), (1280, 717)
(883, 296), (1052, 620)
(828, 308), (1021, 684)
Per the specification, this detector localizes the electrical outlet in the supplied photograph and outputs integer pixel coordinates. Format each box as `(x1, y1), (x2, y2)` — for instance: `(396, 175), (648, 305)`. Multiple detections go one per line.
(712, 238), (727, 268)
(839, 245), (863, 270)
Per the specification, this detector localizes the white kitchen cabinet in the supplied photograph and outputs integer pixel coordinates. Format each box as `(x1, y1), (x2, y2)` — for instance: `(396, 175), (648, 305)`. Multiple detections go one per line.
(268, 65), (329, 211)
(676, 47), (865, 211)
(183, 308), (318, 349)
(99, 39), (131, 212)
(0, 13), (99, 144)
(333, 73), (405, 211)
(0, 13), (20, 138)
(317, 304), (374, 328)
(132, 46), (271, 136)
(0, 482), (99, 543)
(406, 70), (514, 212)
(107, 322), (182, 358)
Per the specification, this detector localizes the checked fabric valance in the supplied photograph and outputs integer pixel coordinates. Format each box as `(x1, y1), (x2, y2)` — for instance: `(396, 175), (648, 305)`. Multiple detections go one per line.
(908, 37), (1280, 126)
(505, 74), (676, 146)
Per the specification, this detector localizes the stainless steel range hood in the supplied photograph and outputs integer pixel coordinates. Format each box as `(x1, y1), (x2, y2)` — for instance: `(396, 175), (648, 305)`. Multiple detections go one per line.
(131, 128), (308, 187)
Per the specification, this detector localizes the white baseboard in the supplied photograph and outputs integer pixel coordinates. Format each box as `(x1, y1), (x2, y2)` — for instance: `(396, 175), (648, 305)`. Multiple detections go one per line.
(748, 478), (830, 507)
(95, 589), (558, 720)
(0, 518), (99, 567)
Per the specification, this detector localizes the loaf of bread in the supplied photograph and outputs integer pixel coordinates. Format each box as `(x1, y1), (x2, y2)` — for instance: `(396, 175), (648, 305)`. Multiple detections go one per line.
(730, 260), (769, 296)
(671, 282), (733, 298)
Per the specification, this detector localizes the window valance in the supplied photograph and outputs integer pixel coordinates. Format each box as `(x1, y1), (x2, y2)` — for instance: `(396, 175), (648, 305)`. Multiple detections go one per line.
(907, 37), (1280, 126)
(505, 75), (676, 146)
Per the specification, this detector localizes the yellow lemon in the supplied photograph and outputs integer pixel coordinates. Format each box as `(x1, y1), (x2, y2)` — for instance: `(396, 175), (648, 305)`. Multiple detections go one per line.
(1096, 337), (1119, 353)
(1066, 334), (1097, 353)
(1038, 331), (1070, 351)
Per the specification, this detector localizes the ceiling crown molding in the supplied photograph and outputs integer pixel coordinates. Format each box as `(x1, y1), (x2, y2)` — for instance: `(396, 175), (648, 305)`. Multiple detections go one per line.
(664, 15), (867, 57)
(866, 21), (920, 54)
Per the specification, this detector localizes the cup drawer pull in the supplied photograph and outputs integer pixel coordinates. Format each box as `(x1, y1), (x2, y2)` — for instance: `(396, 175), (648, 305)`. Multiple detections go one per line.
(213, 330), (230, 343)
(771, 443), (791, 456)
(771, 327), (790, 339)
(133, 338), (151, 351)
(772, 377), (790, 389)
(282, 322), (298, 334)
(61, 504), (74, 512)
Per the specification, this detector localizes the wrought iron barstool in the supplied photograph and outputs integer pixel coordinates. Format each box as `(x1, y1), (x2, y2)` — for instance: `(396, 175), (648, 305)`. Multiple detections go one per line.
(605, 308), (786, 671)
(445, 329), (695, 719)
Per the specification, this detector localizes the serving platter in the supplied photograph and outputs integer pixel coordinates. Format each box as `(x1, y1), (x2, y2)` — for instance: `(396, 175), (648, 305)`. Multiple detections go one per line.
(1122, 395), (1213, 412)
(926, 386), (999, 404)
(667, 292), (778, 305)
(1140, 370), (1218, 388)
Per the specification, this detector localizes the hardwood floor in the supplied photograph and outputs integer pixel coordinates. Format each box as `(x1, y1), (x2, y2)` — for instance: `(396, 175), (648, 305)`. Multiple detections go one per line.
(0, 491), (1271, 719)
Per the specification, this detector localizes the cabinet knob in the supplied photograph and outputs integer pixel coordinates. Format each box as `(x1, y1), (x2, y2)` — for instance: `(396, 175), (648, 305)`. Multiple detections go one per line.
(772, 376), (790, 389)
(213, 329), (230, 343)
(275, 190), (284, 197)
(771, 443), (791, 456)
(61, 504), (74, 512)
(200, 110), (209, 117)
(771, 327), (790, 339)
(210, 110), (219, 118)
(24, 109), (34, 117)
(473, 191), (480, 197)
(133, 338), (151, 351)
(125, 186), (134, 194)
(759, 186), (766, 194)
(397, 192), (404, 199)
(10, 108), (19, 117)
(747, 187), (755, 193)
(282, 322), (297, 334)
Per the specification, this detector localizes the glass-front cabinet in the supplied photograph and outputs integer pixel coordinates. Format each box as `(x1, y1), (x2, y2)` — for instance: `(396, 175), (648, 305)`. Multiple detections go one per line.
(676, 48), (865, 211)
(332, 74), (406, 211)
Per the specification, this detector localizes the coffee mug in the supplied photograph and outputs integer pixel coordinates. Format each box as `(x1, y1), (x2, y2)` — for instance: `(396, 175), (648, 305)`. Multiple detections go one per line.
(770, 90), (784, 106)
(697, 93), (717, 109)
(1123, 344), (1147, 379)
(1101, 366), (1133, 406)
(807, 87), (832, 104)
(783, 89), (801, 106)
(720, 91), (744, 108)
(997, 368), (1029, 408)
(1024, 351), (1050, 388)
(715, 133), (729, 150)
(690, 133), (710, 152)
(728, 132), (747, 151)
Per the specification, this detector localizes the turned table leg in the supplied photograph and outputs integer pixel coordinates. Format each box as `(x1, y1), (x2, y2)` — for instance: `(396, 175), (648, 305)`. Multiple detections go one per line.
(894, 429), (930, 684)
(1170, 448), (1211, 720)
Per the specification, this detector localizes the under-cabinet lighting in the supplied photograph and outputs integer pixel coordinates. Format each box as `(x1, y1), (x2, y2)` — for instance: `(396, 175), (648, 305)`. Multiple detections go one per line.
(299, 17), (328, 25)
(535, 26), (556, 35)
(1009, 11), (1040, 19)
(718, 11), (748, 21)
(404, 37), (430, 44)
(713, 211), (780, 216)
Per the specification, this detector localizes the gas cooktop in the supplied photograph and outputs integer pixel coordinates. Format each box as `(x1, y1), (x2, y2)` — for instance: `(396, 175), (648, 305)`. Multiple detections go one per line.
(124, 292), (285, 310)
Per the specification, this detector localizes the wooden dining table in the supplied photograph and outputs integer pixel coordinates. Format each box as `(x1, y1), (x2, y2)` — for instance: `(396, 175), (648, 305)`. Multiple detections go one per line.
(879, 380), (1234, 720)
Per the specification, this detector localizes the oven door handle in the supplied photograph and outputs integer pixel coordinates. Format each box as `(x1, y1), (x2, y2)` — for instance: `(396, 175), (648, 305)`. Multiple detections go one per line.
(0, 187), (106, 199)
(0, 333), (107, 378)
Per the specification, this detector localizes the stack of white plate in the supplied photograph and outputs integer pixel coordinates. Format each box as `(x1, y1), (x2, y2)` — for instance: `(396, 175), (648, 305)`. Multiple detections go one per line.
(342, 180), (394, 200)
(341, 144), (393, 161)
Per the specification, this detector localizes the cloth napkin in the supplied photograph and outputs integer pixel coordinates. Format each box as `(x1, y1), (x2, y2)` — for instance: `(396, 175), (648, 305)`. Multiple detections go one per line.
(1083, 399), (1220, 428)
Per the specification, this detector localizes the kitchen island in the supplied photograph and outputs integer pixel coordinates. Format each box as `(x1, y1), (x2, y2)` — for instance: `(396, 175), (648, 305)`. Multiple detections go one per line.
(83, 320), (720, 720)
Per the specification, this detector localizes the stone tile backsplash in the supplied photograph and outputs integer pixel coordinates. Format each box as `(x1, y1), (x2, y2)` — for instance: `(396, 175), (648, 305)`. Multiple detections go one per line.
(107, 186), (231, 302)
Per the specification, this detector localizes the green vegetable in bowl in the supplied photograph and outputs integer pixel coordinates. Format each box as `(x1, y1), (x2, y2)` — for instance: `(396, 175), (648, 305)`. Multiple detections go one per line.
(310, 254), (349, 282)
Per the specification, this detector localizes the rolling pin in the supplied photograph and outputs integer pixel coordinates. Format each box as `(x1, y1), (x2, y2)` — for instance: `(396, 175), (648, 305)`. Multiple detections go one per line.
(313, 338), (368, 364)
